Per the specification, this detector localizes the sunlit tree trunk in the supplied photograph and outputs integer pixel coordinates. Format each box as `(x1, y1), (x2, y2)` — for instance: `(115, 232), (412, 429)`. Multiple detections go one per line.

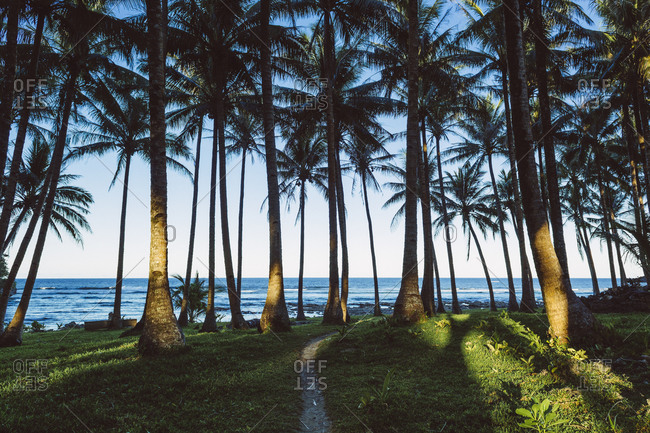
(0, 68), (79, 347)
(436, 136), (461, 313)
(503, 0), (598, 344)
(419, 120), (435, 316)
(501, 69), (535, 312)
(532, 0), (570, 280)
(469, 223), (496, 311)
(487, 154), (518, 311)
(179, 121), (203, 327)
(259, 0), (290, 332)
(110, 152), (132, 329)
(322, 11), (343, 325)
(0, 11), (45, 252)
(361, 173), (381, 316)
(393, 0), (424, 323)
(138, 0), (185, 355)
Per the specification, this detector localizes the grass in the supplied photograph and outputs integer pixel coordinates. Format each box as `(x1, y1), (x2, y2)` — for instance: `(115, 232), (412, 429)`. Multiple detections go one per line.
(0, 312), (648, 432)
(0, 319), (338, 433)
(318, 311), (650, 432)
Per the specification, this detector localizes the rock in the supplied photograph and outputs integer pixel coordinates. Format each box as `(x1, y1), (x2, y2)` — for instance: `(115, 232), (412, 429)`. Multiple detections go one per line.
(580, 281), (650, 313)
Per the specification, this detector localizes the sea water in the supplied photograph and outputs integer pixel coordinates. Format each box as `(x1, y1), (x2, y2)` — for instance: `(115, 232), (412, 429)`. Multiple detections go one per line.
(4, 277), (614, 329)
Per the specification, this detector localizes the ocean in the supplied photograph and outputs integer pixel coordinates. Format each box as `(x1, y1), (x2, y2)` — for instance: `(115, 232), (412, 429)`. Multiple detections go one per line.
(4, 277), (612, 329)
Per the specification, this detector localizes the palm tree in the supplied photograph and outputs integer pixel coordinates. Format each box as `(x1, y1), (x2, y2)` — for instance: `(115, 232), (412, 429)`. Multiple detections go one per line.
(0, 141), (93, 333)
(440, 162), (499, 312)
(449, 94), (518, 311)
(1, 0), (133, 347)
(502, 0), (598, 344)
(226, 109), (263, 300)
(346, 138), (393, 316)
(171, 273), (213, 323)
(0, 0), (47, 252)
(138, 0), (185, 355)
(277, 131), (327, 320)
(73, 75), (190, 329)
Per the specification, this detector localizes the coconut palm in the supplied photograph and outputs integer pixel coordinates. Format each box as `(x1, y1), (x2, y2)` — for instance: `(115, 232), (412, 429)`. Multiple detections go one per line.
(73, 74), (191, 329)
(502, 0), (598, 344)
(277, 131), (327, 320)
(0, 140), (93, 333)
(346, 137), (393, 316)
(439, 162), (499, 312)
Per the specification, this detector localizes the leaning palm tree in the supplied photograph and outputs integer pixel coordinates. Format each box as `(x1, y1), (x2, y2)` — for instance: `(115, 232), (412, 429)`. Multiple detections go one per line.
(138, 0), (185, 355)
(277, 131), (327, 320)
(346, 137), (393, 316)
(439, 162), (499, 312)
(0, 141), (93, 333)
(449, 94), (519, 311)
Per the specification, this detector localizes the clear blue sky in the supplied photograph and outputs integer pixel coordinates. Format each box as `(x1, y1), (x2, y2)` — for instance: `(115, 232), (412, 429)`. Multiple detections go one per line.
(11, 0), (640, 281)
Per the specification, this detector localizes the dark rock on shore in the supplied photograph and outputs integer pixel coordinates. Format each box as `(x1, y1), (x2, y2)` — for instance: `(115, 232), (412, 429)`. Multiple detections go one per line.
(581, 278), (650, 313)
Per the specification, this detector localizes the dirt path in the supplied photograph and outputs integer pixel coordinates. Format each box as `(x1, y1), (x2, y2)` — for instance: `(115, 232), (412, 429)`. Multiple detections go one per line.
(298, 333), (336, 432)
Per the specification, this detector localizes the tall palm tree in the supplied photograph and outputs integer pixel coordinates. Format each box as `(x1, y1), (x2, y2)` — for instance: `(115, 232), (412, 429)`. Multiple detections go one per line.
(73, 75), (190, 329)
(502, 0), (598, 344)
(346, 137), (393, 316)
(277, 131), (327, 320)
(449, 94), (518, 311)
(138, 0), (185, 355)
(440, 162), (499, 312)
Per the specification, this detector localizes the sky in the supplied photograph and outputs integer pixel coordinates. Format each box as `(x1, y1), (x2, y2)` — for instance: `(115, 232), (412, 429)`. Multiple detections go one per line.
(10, 0), (641, 281)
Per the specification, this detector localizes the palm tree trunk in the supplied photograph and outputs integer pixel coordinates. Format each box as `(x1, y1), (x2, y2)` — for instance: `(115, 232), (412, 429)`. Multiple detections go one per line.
(537, 147), (549, 215)
(179, 120), (203, 327)
(259, 0), (290, 332)
(433, 238), (444, 313)
(236, 147), (247, 300)
(111, 152), (132, 329)
(0, 11), (45, 252)
(335, 144), (350, 322)
(138, 0), (185, 355)
(632, 76), (650, 218)
(576, 205), (598, 294)
(4, 206), (29, 248)
(0, 0), (18, 195)
(0, 196), (43, 334)
(469, 223), (496, 311)
(217, 100), (247, 330)
(0, 68), (79, 347)
(297, 182), (307, 321)
(361, 174), (381, 316)
(487, 154), (518, 311)
(532, 0), (570, 280)
(393, 0), (424, 323)
(610, 220), (626, 287)
(436, 135), (461, 314)
(321, 11), (343, 325)
(501, 69), (535, 312)
(419, 120), (435, 316)
(201, 118), (219, 332)
(503, 0), (598, 344)
(596, 175), (617, 289)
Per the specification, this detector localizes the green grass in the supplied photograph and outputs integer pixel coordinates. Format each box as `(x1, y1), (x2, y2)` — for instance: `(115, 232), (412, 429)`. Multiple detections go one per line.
(0, 312), (648, 433)
(317, 311), (650, 432)
(0, 319), (337, 433)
